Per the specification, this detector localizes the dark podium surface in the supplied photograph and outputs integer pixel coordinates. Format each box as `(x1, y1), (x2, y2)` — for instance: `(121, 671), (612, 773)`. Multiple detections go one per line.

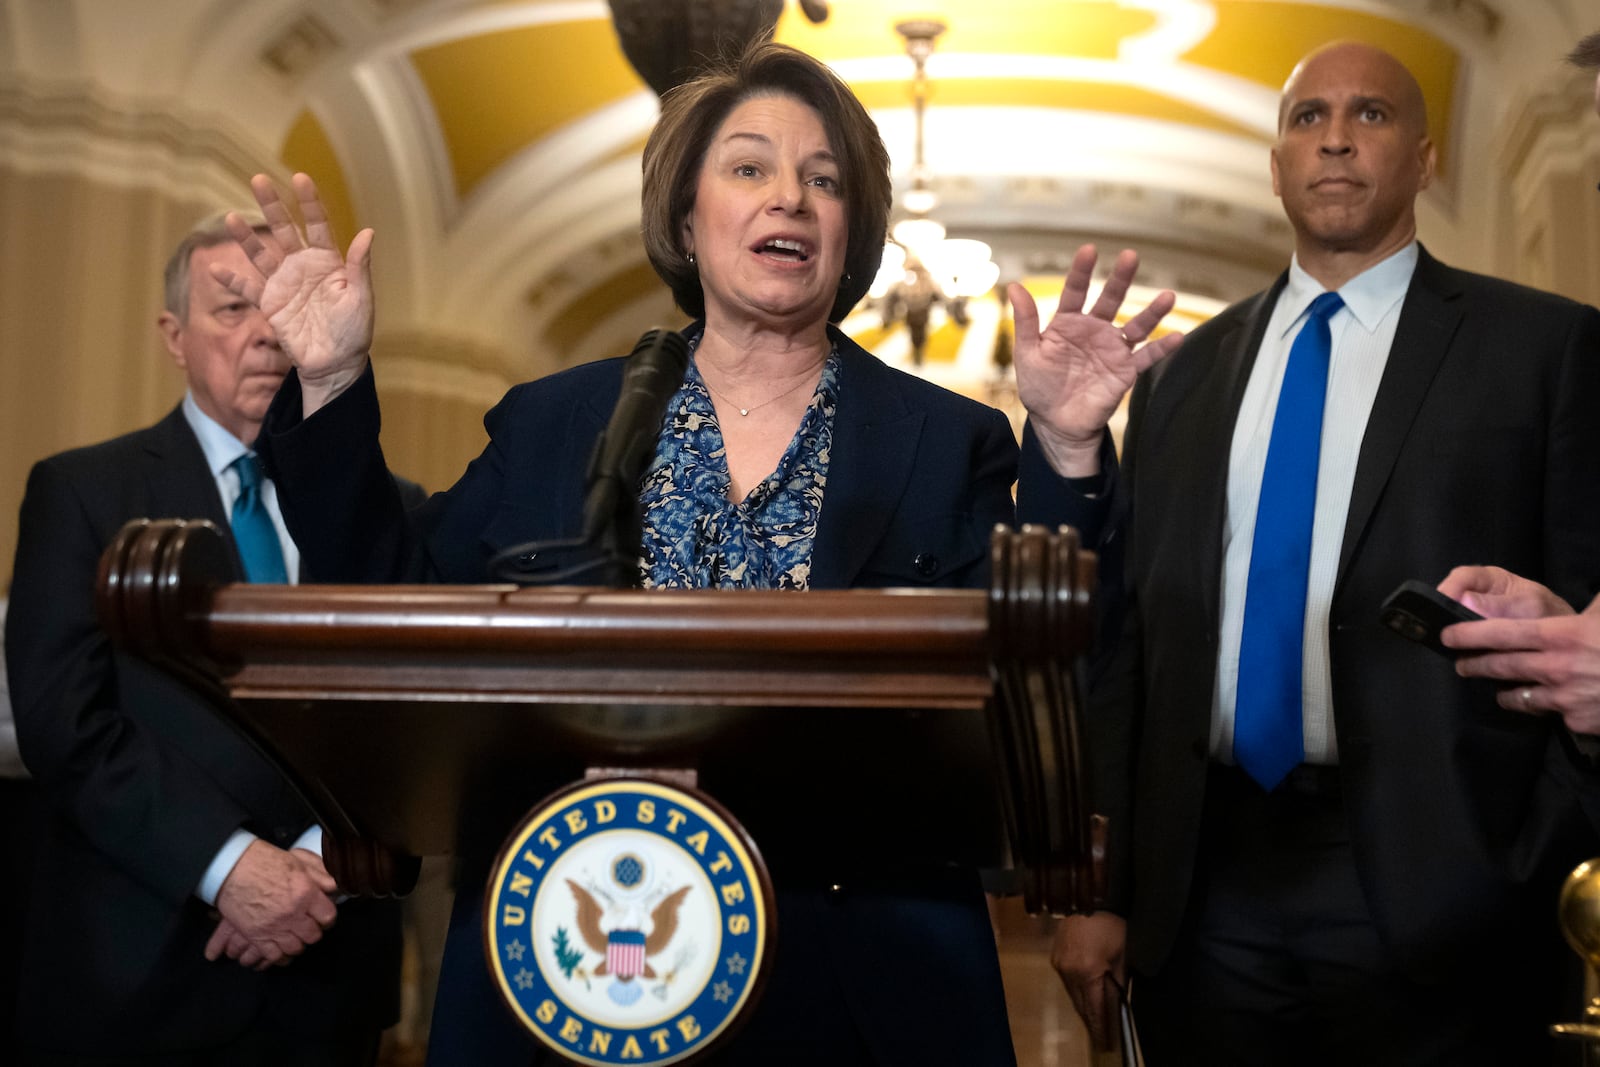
(96, 518), (1104, 914)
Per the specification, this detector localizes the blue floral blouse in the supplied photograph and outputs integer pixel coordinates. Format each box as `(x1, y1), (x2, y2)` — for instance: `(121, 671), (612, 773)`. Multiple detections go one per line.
(639, 343), (840, 590)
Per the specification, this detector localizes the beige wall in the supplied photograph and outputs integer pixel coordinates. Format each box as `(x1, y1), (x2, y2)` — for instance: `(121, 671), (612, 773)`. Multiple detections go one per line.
(0, 170), (208, 580)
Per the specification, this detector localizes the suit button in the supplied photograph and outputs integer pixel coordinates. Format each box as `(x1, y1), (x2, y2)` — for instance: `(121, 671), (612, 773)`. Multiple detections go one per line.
(913, 553), (939, 578)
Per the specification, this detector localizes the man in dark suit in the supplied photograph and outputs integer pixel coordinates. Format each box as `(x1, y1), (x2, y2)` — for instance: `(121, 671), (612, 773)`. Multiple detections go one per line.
(1046, 41), (1600, 1064)
(4, 217), (401, 1065)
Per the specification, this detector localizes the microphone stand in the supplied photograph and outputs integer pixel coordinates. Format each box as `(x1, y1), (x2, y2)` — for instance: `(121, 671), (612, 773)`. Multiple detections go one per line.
(489, 328), (689, 588)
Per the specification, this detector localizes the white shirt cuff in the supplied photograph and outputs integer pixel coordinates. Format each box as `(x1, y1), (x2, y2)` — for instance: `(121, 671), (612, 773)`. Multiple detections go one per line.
(197, 829), (258, 906)
(291, 824), (323, 856)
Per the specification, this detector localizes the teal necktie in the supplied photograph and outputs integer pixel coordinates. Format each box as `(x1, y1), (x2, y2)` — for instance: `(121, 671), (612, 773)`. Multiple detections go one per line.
(230, 454), (288, 584)
(1234, 291), (1344, 790)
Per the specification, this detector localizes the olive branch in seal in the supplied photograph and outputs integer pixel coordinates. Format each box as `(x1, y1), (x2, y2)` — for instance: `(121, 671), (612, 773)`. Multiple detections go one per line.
(552, 926), (586, 985)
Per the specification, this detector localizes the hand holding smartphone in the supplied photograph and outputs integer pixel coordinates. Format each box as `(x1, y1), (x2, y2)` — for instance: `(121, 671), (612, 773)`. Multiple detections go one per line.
(1379, 579), (1483, 658)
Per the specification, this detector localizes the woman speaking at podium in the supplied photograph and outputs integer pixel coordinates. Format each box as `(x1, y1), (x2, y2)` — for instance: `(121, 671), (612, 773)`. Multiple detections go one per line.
(218, 38), (1179, 1066)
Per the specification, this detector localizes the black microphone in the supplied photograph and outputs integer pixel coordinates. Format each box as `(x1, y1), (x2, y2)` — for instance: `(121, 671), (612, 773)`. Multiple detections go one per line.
(578, 327), (689, 584)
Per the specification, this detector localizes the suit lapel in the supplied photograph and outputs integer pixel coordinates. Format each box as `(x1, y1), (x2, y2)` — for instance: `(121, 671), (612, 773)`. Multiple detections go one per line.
(1335, 249), (1462, 588)
(809, 334), (924, 588)
(141, 407), (231, 525)
(1179, 281), (1283, 631)
(139, 406), (241, 573)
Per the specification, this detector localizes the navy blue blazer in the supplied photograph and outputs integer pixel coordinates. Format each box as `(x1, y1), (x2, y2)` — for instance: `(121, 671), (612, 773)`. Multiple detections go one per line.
(263, 326), (1091, 590)
(260, 326), (1096, 1065)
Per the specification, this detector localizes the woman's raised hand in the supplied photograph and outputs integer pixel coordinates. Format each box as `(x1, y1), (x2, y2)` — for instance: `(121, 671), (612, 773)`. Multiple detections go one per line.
(215, 173), (375, 414)
(1010, 244), (1185, 477)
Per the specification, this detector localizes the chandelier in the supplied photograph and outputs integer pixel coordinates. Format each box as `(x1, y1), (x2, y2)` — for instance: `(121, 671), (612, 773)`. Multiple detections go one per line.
(606, 0), (831, 96)
(869, 19), (1000, 365)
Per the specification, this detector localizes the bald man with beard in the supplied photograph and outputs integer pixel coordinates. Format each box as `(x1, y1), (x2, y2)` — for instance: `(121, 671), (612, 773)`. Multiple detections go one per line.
(1049, 42), (1600, 1065)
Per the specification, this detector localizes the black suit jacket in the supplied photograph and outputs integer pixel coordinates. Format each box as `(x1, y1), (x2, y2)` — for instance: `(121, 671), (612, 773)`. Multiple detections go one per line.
(4, 406), (401, 1055)
(1095, 248), (1600, 979)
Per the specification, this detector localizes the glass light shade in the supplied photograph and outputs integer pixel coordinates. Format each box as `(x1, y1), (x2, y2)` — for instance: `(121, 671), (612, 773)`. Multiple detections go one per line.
(890, 217), (947, 256)
(946, 259), (1001, 298)
(901, 187), (939, 215)
(924, 238), (999, 298)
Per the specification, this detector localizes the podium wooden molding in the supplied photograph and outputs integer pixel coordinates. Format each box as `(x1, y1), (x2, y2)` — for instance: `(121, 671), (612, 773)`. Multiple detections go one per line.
(96, 517), (1105, 914)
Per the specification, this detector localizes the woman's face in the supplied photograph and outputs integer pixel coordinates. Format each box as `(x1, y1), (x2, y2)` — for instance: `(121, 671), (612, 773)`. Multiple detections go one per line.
(682, 93), (848, 332)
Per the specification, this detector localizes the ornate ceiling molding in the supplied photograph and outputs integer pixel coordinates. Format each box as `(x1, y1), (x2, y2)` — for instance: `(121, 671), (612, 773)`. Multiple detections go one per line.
(0, 76), (277, 205)
(1498, 70), (1597, 170)
(1420, 0), (1502, 43)
(260, 12), (345, 80)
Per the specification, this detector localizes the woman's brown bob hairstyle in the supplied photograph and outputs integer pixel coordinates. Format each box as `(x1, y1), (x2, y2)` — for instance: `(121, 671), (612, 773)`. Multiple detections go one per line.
(641, 40), (891, 324)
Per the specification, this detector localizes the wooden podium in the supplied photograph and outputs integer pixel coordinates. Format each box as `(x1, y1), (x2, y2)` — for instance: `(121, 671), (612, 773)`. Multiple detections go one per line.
(95, 517), (1104, 917)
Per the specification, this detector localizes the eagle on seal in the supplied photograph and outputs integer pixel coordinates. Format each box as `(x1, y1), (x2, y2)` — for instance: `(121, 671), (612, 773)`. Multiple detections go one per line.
(567, 879), (692, 981)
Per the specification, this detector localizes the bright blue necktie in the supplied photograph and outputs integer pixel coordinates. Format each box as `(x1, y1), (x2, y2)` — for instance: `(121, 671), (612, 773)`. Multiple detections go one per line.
(1234, 291), (1344, 791)
(230, 454), (288, 583)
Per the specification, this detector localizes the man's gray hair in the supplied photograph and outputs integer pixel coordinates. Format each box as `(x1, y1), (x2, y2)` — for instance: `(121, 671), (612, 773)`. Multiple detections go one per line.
(161, 212), (268, 321)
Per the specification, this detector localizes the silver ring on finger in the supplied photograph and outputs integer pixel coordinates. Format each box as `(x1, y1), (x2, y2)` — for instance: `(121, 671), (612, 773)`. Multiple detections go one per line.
(1519, 687), (1534, 711)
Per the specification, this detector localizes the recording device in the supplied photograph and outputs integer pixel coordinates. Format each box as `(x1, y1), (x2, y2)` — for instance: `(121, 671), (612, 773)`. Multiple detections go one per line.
(489, 327), (689, 587)
(1379, 579), (1483, 658)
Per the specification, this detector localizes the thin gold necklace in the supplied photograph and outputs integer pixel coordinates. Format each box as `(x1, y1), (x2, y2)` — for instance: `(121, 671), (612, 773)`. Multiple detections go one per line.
(701, 361), (824, 416)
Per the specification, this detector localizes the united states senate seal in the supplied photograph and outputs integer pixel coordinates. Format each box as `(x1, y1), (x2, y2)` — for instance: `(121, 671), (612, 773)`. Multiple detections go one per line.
(485, 777), (774, 1065)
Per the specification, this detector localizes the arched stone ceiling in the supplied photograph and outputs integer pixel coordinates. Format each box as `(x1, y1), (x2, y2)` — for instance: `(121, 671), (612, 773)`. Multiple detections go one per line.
(3, 0), (1593, 392)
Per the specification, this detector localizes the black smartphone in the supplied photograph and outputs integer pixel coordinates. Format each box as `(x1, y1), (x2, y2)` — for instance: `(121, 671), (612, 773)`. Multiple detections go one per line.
(1379, 579), (1483, 657)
